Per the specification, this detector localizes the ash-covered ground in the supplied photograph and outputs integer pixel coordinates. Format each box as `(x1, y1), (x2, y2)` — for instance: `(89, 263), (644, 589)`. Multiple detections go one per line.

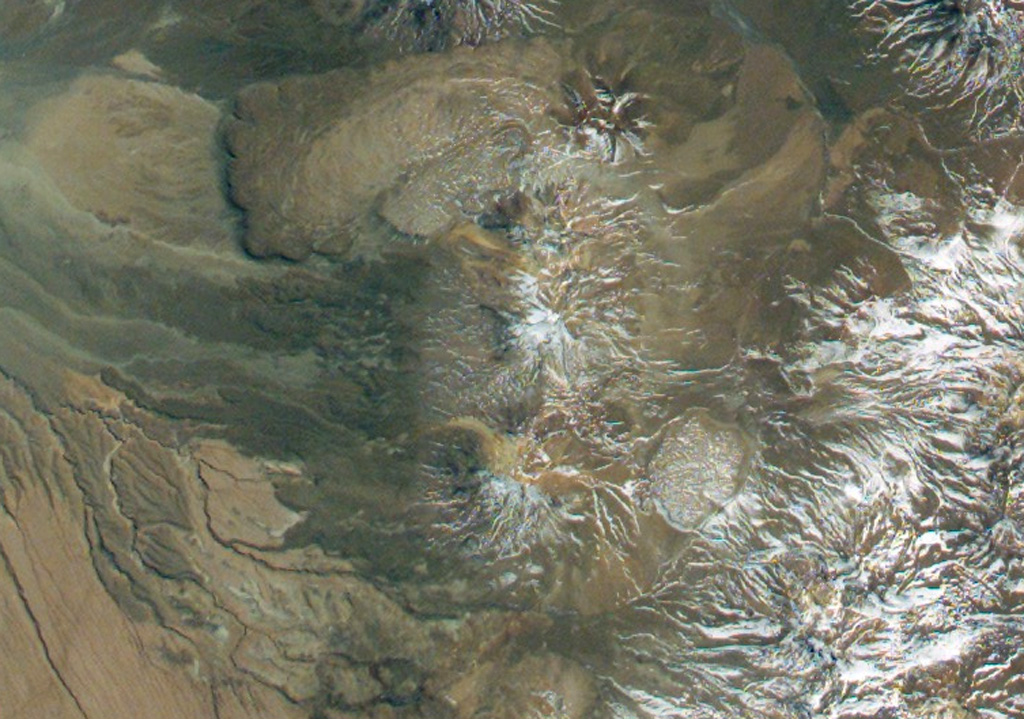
(1, 1), (1023, 717)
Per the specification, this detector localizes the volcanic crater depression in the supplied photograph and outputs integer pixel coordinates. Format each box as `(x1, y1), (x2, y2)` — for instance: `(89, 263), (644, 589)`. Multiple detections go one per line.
(1, 1), (1024, 718)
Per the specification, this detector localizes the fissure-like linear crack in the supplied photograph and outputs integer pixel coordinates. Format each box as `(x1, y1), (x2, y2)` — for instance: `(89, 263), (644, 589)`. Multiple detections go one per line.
(0, 535), (90, 719)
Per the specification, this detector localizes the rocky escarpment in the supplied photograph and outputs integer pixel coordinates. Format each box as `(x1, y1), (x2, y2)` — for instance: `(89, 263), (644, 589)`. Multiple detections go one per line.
(7, 1), (1024, 717)
(0, 56), (595, 718)
(0, 367), (593, 718)
(0, 5), (841, 714)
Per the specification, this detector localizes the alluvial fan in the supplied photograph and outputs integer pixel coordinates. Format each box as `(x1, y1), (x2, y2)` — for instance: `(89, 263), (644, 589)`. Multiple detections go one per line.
(11, 1), (1024, 717)
(853, 0), (1024, 133)
(218, 0), (1024, 713)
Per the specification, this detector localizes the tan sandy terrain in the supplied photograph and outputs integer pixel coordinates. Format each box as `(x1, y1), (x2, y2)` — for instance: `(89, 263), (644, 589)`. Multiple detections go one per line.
(0, 61), (597, 718)
(7, 1), (1017, 717)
